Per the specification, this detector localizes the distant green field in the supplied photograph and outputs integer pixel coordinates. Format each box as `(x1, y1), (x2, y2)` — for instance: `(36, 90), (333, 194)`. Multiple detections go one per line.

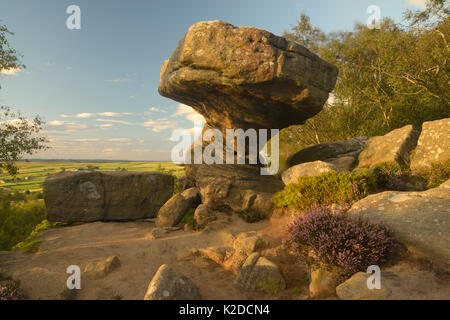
(0, 161), (184, 192)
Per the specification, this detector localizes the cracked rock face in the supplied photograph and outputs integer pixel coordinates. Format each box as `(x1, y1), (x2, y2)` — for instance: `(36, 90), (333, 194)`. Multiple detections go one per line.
(159, 20), (338, 134)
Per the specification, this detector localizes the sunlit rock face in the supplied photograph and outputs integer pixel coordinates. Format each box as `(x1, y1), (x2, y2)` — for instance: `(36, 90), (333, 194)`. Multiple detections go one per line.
(159, 20), (339, 135)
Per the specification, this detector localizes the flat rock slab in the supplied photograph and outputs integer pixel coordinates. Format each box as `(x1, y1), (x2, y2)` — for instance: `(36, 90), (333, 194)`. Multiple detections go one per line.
(44, 171), (174, 222)
(347, 179), (450, 271)
(159, 20), (338, 133)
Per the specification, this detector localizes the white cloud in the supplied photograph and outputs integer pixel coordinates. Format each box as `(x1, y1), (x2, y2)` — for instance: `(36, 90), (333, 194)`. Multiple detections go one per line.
(149, 107), (160, 112)
(0, 67), (22, 76)
(99, 123), (115, 128)
(46, 121), (90, 132)
(106, 138), (132, 142)
(143, 119), (178, 132)
(76, 113), (94, 118)
(96, 119), (134, 125)
(63, 112), (134, 119)
(407, 0), (427, 8)
(73, 138), (101, 143)
(173, 104), (205, 123)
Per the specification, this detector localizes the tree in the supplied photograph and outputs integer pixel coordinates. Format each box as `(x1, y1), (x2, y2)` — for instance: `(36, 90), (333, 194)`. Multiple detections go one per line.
(0, 23), (48, 176)
(280, 1), (449, 160)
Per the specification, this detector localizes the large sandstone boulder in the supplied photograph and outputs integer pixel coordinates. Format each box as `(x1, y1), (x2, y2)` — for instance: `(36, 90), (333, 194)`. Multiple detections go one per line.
(44, 171), (174, 222)
(336, 272), (392, 300)
(281, 160), (340, 185)
(347, 179), (450, 271)
(144, 264), (201, 300)
(411, 118), (450, 170)
(156, 187), (201, 228)
(357, 125), (419, 169)
(159, 20), (338, 136)
(286, 137), (367, 168)
(236, 253), (286, 293)
(195, 164), (284, 217)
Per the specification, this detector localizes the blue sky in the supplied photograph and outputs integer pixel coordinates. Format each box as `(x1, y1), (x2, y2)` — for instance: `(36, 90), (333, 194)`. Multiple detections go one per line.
(0, 0), (426, 160)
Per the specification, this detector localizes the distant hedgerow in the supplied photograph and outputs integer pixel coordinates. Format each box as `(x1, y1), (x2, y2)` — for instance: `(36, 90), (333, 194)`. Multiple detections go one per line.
(286, 207), (396, 277)
(272, 170), (376, 210)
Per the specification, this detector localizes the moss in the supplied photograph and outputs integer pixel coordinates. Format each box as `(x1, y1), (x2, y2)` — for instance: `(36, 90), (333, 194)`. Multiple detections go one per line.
(180, 208), (198, 230)
(256, 278), (283, 295)
(272, 170), (376, 210)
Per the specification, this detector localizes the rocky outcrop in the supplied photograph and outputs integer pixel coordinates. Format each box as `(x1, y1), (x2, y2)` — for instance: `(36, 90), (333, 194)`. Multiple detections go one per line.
(235, 253), (286, 293)
(357, 125), (419, 169)
(347, 179), (450, 271)
(159, 20), (338, 137)
(336, 272), (392, 300)
(156, 188), (201, 227)
(281, 160), (340, 185)
(411, 118), (450, 170)
(195, 164), (284, 217)
(286, 137), (367, 168)
(144, 264), (202, 300)
(43, 171), (174, 222)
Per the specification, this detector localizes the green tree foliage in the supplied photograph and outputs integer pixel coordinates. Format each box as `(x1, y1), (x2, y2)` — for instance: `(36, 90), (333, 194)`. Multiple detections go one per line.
(0, 23), (48, 176)
(281, 0), (449, 157)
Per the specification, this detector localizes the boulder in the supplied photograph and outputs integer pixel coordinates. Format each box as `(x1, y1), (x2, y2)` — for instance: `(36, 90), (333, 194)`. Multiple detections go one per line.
(281, 160), (340, 185)
(286, 137), (367, 168)
(156, 187), (201, 227)
(309, 268), (338, 299)
(194, 203), (217, 228)
(195, 164), (283, 217)
(159, 20), (338, 137)
(347, 179), (450, 271)
(12, 268), (73, 300)
(411, 118), (450, 170)
(336, 272), (392, 300)
(236, 253), (286, 293)
(44, 171), (174, 222)
(84, 256), (121, 279)
(144, 264), (202, 300)
(357, 125), (419, 169)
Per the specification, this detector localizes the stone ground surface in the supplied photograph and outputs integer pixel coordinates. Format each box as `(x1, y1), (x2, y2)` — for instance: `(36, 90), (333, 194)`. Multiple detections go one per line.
(0, 214), (449, 300)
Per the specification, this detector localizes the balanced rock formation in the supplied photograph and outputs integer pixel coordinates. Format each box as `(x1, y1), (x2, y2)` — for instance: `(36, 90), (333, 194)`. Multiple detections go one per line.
(44, 171), (174, 222)
(411, 118), (450, 170)
(357, 125), (419, 169)
(347, 179), (450, 271)
(159, 20), (338, 136)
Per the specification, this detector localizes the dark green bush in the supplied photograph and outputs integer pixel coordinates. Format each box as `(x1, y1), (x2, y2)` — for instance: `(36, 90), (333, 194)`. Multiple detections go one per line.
(0, 192), (46, 250)
(272, 170), (376, 210)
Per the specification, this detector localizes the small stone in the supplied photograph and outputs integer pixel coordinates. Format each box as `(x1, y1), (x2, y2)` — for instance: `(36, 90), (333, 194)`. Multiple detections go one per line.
(336, 272), (392, 300)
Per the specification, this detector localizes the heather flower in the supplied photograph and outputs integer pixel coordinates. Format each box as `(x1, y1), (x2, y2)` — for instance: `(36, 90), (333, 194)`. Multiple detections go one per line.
(285, 206), (396, 277)
(0, 281), (25, 300)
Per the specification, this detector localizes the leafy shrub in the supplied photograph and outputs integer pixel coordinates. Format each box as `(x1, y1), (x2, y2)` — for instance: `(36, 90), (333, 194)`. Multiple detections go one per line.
(0, 280), (25, 300)
(373, 163), (412, 191)
(13, 219), (55, 252)
(286, 207), (396, 277)
(418, 158), (450, 189)
(0, 192), (46, 250)
(272, 170), (376, 210)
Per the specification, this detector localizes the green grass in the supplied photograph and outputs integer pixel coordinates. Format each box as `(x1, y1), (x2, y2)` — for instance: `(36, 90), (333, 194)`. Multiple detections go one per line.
(0, 161), (184, 192)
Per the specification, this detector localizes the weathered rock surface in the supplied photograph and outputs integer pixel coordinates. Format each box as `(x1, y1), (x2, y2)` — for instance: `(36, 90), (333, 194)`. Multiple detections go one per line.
(411, 118), (450, 170)
(44, 171), (174, 222)
(156, 187), (200, 227)
(309, 268), (338, 299)
(286, 137), (367, 168)
(144, 264), (202, 300)
(357, 125), (419, 169)
(281, 160), (340, 185)
(159, 20), (338, 136)
(236, 253), (286, 292)
(12, 268), (73, 300)
(347, 179), (450, 271)
(195, 164), (283, 217)
(84, 256), (121, 279)
(336, 272), (392, 300)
